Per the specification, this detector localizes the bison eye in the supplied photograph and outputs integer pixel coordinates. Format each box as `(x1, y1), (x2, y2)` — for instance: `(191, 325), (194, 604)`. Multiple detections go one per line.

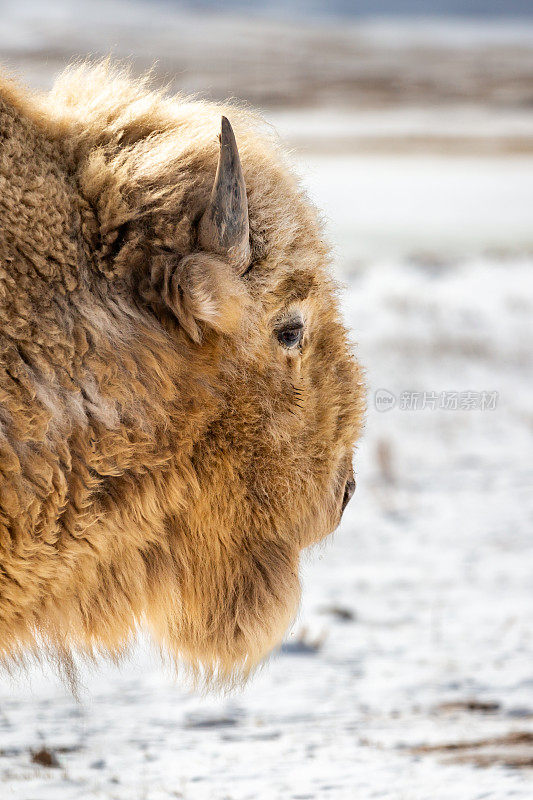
(277, 322), (304, 349)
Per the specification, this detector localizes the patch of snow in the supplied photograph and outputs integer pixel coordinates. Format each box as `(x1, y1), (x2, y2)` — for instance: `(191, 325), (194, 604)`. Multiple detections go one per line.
(298, 155), (533, 263)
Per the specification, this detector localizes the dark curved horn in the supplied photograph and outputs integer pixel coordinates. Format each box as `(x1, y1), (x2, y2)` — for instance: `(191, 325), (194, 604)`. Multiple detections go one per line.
(198, 116), (251, 273)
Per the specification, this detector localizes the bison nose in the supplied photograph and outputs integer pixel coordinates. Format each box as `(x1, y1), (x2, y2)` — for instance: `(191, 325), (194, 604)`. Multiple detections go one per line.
(341, 475), (356, 516)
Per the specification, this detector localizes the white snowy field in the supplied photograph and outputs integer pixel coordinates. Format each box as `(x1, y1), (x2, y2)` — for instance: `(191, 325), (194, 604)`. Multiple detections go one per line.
(0, 145), (532, 799)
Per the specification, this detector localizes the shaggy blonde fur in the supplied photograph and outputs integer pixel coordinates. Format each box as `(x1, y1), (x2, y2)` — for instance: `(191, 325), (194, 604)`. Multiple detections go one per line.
(0, 62), (365, 684)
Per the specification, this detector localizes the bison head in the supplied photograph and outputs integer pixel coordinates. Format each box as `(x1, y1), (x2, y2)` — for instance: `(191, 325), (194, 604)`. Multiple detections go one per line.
(0, 66), (365, 684)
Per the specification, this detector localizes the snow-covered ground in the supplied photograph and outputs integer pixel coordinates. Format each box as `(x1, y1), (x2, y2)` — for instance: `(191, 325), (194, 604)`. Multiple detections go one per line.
(0, 145), (532, 798)
(1, 5), (533, 798)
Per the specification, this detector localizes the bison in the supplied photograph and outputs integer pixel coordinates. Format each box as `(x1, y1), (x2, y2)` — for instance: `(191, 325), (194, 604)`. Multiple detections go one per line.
(0, 63), (364, 684)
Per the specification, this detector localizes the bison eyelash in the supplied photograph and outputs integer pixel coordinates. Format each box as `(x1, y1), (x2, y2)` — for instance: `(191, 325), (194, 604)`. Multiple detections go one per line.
(292, 384), (304, 409)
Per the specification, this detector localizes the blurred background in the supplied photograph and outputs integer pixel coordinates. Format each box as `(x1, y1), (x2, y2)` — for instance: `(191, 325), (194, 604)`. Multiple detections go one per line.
(1, 1), (533, 798)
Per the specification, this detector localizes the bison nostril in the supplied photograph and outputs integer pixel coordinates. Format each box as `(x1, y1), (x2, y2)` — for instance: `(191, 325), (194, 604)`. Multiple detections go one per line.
(341, 477), (356, 515)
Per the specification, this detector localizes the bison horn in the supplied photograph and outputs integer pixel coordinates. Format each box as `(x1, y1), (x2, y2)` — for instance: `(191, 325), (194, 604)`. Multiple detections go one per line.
(198, 116), (251, 273)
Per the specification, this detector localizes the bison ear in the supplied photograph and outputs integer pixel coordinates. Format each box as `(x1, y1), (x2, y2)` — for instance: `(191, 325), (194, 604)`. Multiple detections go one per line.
(144, 252), (247, 344)
(197, 116), (251, 274)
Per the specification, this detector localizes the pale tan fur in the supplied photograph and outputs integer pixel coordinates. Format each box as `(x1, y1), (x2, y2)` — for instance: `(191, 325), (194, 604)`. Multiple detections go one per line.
(0, 62), (365, 685)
